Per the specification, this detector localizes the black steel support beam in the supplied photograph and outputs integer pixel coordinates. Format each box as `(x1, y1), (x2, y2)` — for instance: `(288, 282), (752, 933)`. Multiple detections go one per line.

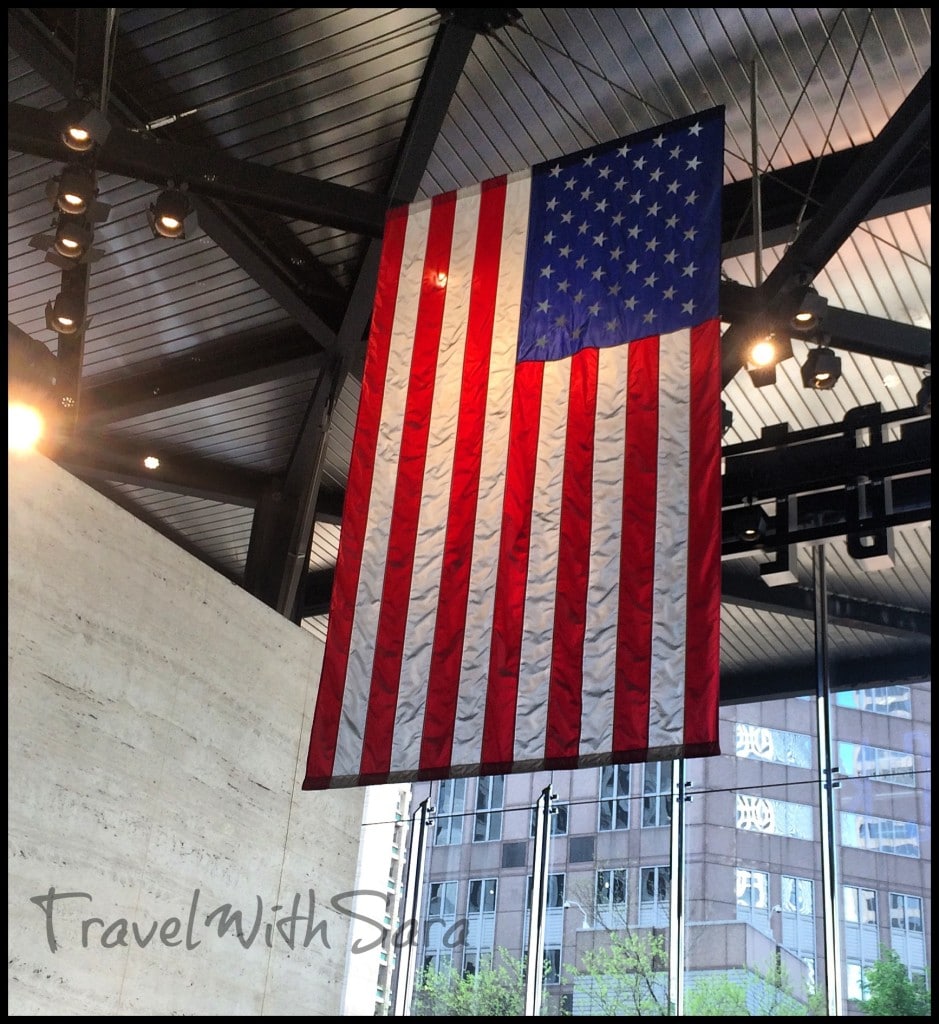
(719, 280), (930, 367)
(52, 433), (269, 507)
(7, 101), (388, 239)
(79, 327), (329, 428)
(721, 648), (931, 705)
(721, 68), (931, 387)
(254, 15), (483, 621)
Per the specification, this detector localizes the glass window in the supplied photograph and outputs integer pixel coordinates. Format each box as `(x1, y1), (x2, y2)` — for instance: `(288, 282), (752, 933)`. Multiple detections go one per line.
(735, 794), (814, 840)
(473, 775), (504, 843)
(835, 685), (912, 717)
(596, 868), (627, 928)
(843, 885), (878, 1002)
(642, 761), (672, 827)
(463, 878), (497, 976)
(434, 778), (466, 846)
(423, 880), (459, 972)
(781, 876), (816, 985)
(599, 764), (630, 831)
(639, 865), (670, 927)
(837, 741), (915, 787)
(889, 893), (927, 978)
(841, 813), (920, 857)
(530, 802), (569, 836)
(734, 722), (812, 768)
(735, 867), (769, 930)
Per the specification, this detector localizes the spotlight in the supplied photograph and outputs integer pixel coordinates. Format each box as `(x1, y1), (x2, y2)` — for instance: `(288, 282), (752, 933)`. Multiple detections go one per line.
(44, 292), (85, 335)
(8, 322), (58, 454)
(53, 217), (93, 259)
(916, 374), (931, 414)
(147, 189), (195, 239)
(733, 503), (768, 543)
(801, 345), (841, 390)
(45, 166), (111, 221)
(790, 287), (828, 333)
(721, 400), (734, 437)
(745, 329), (791, 388)
(59, 101), (111, 153)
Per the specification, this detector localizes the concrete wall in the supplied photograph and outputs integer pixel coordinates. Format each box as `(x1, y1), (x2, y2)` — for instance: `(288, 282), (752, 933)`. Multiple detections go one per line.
(8, 454), (366, 1015)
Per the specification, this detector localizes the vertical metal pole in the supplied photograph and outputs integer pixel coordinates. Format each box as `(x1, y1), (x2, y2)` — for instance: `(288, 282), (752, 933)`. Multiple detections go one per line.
(392, 798), (430, 1016)
(524, 785), (552, 1016)
(751, 59), (764, 288)
(668, 758), (687, 1016)
(813, 544), (843, 1015)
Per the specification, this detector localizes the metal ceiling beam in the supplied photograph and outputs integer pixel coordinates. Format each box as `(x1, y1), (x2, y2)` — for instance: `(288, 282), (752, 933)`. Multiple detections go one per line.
(52, 433), (269, 507)
(721, 648), (931, 705)
(721, 570), (930, 640)
(721, 68), (932, 387)
(7, 102), (388, 239)
(79, 327), (329, 428)
(249, 14), (483, 620)
(7, 10), (348, 356)
(719, 280), (930, 367)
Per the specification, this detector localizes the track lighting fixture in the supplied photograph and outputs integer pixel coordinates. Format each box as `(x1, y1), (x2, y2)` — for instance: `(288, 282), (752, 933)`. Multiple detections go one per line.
(59, 100), (111, 153)
(44, 292), (85, 335)
(745, 329), (793, 389)
(916, 374), (931, 414)
(147, 188), (195, 239)
(53, 217), (94, 259)
(800, 342), (841, 390)
(721, 400), (733, 437)
(733, 501), (768, 543)
(790, 286), (828, 333)
(45, 165), (111, 221)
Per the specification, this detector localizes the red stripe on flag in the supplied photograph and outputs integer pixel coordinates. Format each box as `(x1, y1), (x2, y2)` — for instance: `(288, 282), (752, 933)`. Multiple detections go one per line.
(482, 357), (544, 770)
(546, 346), (598, 764)
(420, 178), (508, 776)
(359, 192), (457, 783)
(303, 205), (410, 789)
(683, 319), (722, 755)
(613, 335), (659, 755)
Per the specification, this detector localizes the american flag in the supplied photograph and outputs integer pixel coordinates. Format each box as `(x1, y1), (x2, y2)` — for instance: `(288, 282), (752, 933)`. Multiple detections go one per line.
(304, 107), (724, 790)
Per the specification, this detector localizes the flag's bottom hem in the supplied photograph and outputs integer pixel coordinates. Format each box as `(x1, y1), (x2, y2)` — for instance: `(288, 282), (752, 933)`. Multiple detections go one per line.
(302, 740), (720, 790)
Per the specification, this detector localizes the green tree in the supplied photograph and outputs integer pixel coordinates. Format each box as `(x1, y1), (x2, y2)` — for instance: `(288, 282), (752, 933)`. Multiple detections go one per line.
(861, 948), (931, 1016)
(684, 955), (808, 1016)
(563, 929), (670, 1015)
(412, 947), (549, 1016)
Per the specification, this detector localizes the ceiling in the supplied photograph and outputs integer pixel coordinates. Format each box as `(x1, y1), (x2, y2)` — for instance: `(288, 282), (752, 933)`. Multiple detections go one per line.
(7, 8), (931, 704)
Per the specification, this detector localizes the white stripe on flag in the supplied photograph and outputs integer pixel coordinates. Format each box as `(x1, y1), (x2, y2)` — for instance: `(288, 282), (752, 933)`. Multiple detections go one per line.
(581, 341), (630, 756)
(333, 202), (432, 779)
(389, 189), (482, 774)
(450, 172), (532, 770)
(514, 356), (572, 762)
(648, 327), (691, 751)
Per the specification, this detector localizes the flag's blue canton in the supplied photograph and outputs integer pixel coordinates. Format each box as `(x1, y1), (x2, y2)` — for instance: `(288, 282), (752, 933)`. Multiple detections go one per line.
(517, 108), (723, 363)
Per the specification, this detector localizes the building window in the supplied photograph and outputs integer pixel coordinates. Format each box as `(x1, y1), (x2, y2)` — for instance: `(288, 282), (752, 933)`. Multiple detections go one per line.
(473, 775), (504, 843)
(568, 835), (595, 863)
(422, 880), (459, 972)
(734, 722), (812, 768)
(526, 873), (565, 984)
(735, 794), (813, 840)
(639, 866), (670, 927)
(781, 875), (816, 986)
(890, 893), (926, 978)
(642, 761), (672, 828)
(599, 764), (630, 831)
(843, 885), (878, 1001)
(463, 878), (497, 976)
(596, 868), (627, 929)
(735, 867), (769, 930)
(434, 778), (466, 846)
(530, 802), (569, 836)
(835, 684), (912, 718)
(837, 741), (916, 787)
(841, 813), (920, 858)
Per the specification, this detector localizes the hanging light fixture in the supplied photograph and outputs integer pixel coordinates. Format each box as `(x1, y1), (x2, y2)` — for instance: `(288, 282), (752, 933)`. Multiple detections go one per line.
(44, 291), (85, 335)
(59, 100), (111, 153)
(53, 216), (94, 259)
(45, 165), (111, 221)
(147, 188), (195, 239)
(801, 341), (842, 390)
(721, 399), (734, 437)
(732, 501), (768, 543)
(790, 286), (829, 333)
(916, 373), (931, 414)
(744, 327), (793, 388)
